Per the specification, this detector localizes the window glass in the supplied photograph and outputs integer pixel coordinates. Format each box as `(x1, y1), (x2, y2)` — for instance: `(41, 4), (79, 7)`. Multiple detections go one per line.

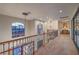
(12, 22), (25, 38)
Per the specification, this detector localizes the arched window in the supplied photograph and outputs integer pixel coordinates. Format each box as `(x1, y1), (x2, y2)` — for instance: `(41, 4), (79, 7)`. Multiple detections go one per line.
(12, 22), (25, 38)
(37, 23), (43, 34)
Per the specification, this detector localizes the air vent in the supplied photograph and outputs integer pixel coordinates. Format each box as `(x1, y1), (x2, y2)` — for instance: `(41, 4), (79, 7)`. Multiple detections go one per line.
(60, 16), (69, 19)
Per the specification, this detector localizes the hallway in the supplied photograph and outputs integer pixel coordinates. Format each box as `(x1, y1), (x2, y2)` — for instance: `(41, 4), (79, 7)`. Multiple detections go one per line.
(35, 35), (78, 55)
(0, 3), (79, 55)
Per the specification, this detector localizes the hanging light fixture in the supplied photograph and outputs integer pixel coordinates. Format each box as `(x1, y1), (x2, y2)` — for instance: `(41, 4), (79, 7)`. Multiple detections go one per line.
(22, 12), (31, 35)
(22, 12), (31, 21)
(22, 12), (31, 16)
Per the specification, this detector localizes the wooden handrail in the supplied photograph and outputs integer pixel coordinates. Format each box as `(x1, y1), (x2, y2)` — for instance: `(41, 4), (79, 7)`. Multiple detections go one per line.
(0, 31), (58, 55)
(0, 41), (34, 54)
(0, 33), (46, 44)
(0, 32), (47, 55)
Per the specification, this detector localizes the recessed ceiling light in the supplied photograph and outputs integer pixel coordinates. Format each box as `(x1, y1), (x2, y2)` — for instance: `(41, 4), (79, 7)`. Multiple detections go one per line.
(47, 16), (49, 19)
(59, 10), (63, 13)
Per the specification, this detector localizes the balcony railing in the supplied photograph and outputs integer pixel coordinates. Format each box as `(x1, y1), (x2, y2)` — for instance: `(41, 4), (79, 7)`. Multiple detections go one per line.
(0, 30), (58, 55)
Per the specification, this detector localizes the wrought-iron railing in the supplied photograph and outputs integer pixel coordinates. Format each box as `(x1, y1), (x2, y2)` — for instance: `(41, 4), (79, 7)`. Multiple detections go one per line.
(0, 30), (58, 55)
(0, 34), (39, 55)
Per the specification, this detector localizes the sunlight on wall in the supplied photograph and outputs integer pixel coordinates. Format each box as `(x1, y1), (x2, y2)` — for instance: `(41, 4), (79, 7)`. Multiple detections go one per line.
(35, 18), (58, 33)
(44, 20), (58, 32)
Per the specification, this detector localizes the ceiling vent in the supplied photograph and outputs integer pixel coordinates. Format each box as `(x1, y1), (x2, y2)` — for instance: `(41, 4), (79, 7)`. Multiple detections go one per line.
(60, 16), (69, 20)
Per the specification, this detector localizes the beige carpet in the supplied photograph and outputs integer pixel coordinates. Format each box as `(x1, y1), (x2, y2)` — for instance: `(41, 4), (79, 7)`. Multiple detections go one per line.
(35, 35), (78, 55)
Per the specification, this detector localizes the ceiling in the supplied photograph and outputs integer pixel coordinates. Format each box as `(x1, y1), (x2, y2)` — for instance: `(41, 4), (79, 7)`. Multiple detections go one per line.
(0, 3), (79, 21)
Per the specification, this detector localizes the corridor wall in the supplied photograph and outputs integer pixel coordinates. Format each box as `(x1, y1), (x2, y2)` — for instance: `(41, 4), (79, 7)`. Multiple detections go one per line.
(34, 20), (58, 50)
(0, 14), (35, 42)
(34, 21), (44, 50)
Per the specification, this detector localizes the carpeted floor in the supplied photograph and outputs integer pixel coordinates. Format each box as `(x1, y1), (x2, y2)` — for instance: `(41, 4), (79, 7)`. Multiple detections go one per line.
(35, 35), (78, 55)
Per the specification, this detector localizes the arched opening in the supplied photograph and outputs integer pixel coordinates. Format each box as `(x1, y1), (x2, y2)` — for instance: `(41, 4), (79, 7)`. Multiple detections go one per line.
(37, 23), (43, 34)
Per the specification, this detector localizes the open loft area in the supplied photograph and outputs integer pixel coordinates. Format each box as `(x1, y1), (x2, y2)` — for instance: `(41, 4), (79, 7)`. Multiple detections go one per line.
(0, 3), (79, 55)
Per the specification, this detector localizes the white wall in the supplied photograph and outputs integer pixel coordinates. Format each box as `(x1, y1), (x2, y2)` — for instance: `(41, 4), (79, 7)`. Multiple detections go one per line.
(25, 20), (36, 36)
(44, 20), (58, 32)
(34, 21), (44, 50)
(0, 14), (59, 51)
(0, 14), (35, 42)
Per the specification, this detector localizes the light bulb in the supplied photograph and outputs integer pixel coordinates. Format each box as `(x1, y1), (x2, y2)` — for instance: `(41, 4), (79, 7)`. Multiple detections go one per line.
(59, 10), (63, 13)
